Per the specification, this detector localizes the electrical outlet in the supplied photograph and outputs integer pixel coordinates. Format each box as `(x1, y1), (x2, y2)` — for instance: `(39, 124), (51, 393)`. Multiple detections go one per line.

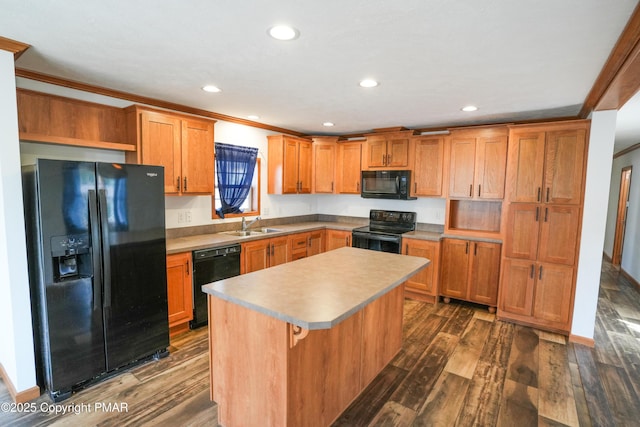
(178, 211), (185, 224)
(185, 211), (192, 223)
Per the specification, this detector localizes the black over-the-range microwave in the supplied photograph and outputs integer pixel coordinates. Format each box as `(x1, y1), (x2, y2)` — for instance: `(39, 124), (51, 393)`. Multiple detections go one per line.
(361, 170), (416, 200)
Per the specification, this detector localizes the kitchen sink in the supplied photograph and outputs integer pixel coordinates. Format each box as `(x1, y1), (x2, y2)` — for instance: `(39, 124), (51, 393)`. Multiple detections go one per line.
(221, 228), (282, 237)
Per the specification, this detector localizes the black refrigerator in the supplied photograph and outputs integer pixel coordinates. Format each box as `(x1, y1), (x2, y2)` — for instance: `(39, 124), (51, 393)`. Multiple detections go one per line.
(22, 159), (169, 402)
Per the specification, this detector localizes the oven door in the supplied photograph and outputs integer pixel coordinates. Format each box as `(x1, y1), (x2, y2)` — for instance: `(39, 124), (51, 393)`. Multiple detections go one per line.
(352, 231), (402, 253)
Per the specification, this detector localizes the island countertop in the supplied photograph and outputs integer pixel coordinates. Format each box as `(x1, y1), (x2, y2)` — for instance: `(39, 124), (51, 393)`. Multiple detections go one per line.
(202, 246), (430, 330)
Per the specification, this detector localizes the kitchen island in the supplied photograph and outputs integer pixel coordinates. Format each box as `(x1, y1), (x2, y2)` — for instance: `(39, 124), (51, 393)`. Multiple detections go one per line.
(202, 246), (430, 427)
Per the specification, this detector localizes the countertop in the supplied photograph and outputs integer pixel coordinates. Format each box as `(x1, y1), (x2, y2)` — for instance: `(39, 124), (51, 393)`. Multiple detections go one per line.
(202, 246), (430, 330)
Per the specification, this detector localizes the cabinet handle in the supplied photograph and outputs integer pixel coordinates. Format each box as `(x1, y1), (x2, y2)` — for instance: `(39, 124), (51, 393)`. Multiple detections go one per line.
(184, 177), (188, 192)
(546, 187), (550, 202)
(331, 182), (334, 192)
(405, 244), (408, 254)
(176, 177), (181, 191)
(382, 154), (386, 165)
(539, 265), (543, 280)
(469, 184), (473, 197)
(537, 187), (541, 202)
(186, 260), (190, 275)
(544, 207), (548, 222)
(535, 207), (539, 222)
(356, 182), (360, 192)
(388, 154), (392, 164)
(414, 182), (417, 193)
(465, 241), (469, 254)
(530, 264), (534, 279)
(474, 242), (478, 255)
(308, 237), (311, 247)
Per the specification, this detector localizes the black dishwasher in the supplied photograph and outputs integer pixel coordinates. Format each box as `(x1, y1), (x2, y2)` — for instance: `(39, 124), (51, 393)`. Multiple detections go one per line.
(190, 244), (241, 329)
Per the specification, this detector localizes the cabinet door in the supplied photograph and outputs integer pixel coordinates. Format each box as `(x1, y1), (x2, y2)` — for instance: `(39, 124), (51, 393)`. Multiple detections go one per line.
(166, 252), (193, 327)
(307, 230), (324, 256)
(366, 137), (387, 168)
(468, 242), (501, 306)
(325, 229), (351, 251)
(269, 236), (290, 267)
(387, 137), (410, 167)
(140, 111), (182, 194)
(506, 131), (546, 203)
(544, 129), (586, 205)
(283, 138), (300, 194)
(337, 142), (362, 194)
(533, 263), (574, 326)
(499, 258), (535, 316)
(448, 137), (476, 198)
(403, 239), (440, 297)
(289, 233), (308, 261)
(181, 118), (214, 194)
(538, 205), (581, 265)
(439, 239), (470, 299)
(504, 204), (540, 260)
(475, 135), (507, 199)
(297, 140), (313, 193)
(313, 143), (336, 193)
(413, 137), (444, 196)
(242, 240), (270, 274)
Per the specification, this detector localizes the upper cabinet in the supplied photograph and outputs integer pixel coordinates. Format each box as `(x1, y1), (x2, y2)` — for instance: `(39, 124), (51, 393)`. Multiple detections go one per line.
(312, 137), (338, 193)
(268, 135), (313, 194)
(336, 141), (363, 194)
(507, 126), (586, 204)
(412, 135), (444, 197)
(448, 127), (508, 199)
(125, 106), (215, 195)
(362, 130), (413, 170)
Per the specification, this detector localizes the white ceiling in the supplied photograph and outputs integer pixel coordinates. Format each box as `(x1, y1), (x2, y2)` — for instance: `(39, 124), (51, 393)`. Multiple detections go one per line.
(2, 0), (639, 151)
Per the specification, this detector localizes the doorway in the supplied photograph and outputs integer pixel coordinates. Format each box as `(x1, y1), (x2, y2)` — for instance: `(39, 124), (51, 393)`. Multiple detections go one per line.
(612, 166), (632, 266)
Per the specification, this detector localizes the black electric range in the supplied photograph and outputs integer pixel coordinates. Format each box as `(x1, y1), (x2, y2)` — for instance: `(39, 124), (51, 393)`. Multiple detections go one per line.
(352, 209), (417, 254)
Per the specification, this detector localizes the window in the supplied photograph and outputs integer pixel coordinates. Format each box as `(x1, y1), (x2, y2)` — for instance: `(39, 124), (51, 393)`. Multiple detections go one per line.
(212, 142), (260, 219)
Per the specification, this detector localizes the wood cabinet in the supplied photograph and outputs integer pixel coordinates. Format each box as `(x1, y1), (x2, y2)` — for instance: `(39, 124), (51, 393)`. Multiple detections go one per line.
(166, 252), (193, 335)
(363, 132), (412, 169)
(403, 238), (440, 303)
(126, 106), (215, 195)
(448, 127), (508, 199)
(336, 142), (363, 194)
(440, 238), (501, 311)
(325, 229), (352, 251)
(268, 135), (313, 194)
(507, 127), (586, 204)
(499, 120), (589, 334)
(241, 236), (289, 274)
(312, 137), (338, 193)
(412, 136), (444, 197)
(289, 230), (325, 261)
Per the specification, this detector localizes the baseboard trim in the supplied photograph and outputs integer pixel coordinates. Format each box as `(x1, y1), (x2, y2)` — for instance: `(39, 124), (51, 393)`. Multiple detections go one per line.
(569, 334), (595, 347)
(620, 267), (640, 291)
(602, 251), (612, 263)
(0, 363), (40, 403)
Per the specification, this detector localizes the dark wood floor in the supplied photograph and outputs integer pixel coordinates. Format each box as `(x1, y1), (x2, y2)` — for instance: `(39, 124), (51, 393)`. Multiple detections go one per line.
(2, 260), (639, 426)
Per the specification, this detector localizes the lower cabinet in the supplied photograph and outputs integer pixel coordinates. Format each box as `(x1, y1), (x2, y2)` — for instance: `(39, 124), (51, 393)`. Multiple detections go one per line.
(242, 236), (289, 274)
(289, 230), (325, 261)
(440, 238), (501, 311)
(325, 229), (352, 251)
(499, 259), (574, 330)
(166, 252), (193, 336)
(402, 238), (440, 303)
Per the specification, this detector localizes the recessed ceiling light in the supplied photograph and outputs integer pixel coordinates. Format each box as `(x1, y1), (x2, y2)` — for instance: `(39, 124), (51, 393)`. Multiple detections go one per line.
(268, 25), (299, 41)
(359, 79), (379, 88)
(461, 105), (478, 112)
(323, 122), (335, 127)
(247, 115), (260, 120)
(202, 85), (221, 93)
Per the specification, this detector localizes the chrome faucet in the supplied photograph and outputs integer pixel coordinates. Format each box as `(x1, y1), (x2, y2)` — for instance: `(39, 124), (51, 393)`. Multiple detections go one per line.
(241, 216), (261, 231)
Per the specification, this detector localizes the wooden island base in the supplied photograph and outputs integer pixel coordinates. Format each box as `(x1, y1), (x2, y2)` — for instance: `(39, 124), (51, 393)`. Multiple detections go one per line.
(208, 285), (404, 427)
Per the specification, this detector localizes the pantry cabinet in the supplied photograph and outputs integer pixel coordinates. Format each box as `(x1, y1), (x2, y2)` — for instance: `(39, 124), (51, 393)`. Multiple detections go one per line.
(242, 236), (289, 273)
(448, 127), (508, 200)
(440, 238), (501, 311)
(336, 142), (363, 194)
(126, 106), (215, 195)
(268, 135), (313, 194)
(403, 238), (440, 303)
(166, 252), (193, 335)
(325, 229), (352, 251)
(412, 136), (444, 197)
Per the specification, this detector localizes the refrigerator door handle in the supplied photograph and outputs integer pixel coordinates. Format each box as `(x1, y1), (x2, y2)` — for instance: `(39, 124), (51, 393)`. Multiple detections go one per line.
(98, 189), (112, 309)
(88, 190), (102, 311)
